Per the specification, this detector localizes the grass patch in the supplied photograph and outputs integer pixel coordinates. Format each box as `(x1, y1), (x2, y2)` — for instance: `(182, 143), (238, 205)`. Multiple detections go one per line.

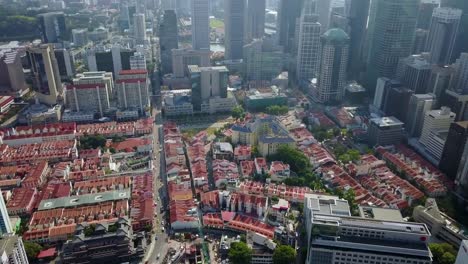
(210, 18), (224, 29)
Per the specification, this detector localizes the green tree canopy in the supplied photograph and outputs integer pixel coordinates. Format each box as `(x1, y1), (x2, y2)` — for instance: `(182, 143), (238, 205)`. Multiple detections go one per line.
(266, 105), (289, 115)
(273, 245), (297, 264)
(228, 241), (252, 264)
(23, 241), (42, 262)
(232, 105), (246, 119)
(79, 134), (107, 149)
(429, 243), (457, 264)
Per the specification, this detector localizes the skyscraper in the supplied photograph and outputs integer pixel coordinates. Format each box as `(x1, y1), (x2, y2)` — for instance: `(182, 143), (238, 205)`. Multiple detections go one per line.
(419, 107), (456, 155)
(345, 0), (370, 80)
(133, 13), (147, 45)
(316, 0), (332, 34)
(312, 28), (349, 103)
(245, 0), (266, 42)
(0, 191), (12, 234)
(37, 12), (67, 43)
(160, 10), (179, 74)
(191, 0), (210, 50)
(443, 0), (468, 60)
(27, 44), (63, 106)
(224, 0), (246, 60)
(296, 14), (321, 84)
(277, 0), (303, 52)
(439, 121), (468, 179)
(396, 54), (431, 94)
(366, 0), (419, 92)
(417, 0), (440, 30)
(453, 53), (468, 94)
(188, 65), (229, 111)
(406, 94), (435, 137)
(426, 7), (462, 65)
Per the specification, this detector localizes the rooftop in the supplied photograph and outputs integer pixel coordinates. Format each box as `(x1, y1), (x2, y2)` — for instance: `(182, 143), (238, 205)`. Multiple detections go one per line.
(38, 189), (130, 210)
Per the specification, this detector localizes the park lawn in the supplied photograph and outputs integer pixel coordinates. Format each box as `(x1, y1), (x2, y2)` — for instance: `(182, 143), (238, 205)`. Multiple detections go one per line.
(210, 19), (224, 29)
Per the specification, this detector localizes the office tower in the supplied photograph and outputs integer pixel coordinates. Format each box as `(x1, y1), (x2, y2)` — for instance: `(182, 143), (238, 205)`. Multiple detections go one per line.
(453, 53), (468, 94)
(224, 0), (246, 60)
(191, 0), (210, 50)
(243, 37), (286, 84)
(396, 54), (431, 94)
(27, 44), (63, 105)
(188, 65), (229, 111)
(245, 0), (266, 42)
(130, 52), (147, 70)
(311, 28), (349, 103)
(456, 142), (468, 189)
(406, 94), (435, 137)
(86, 45), (133, 77)
(372, 77), (401, 111)
(439, 121), (468, 179)
(72, 29), (88, 47)
(426, 7), (462, 65)
(37, 12), (67, 43)
(366, 0), (419, 92)
(413, 28), (428, 54)
(417, 0), (440, 30)
(443, 0), (468, 60)
(368, 116), (405, 146)
(277, 0), (303, 52)
(316, 0), (332, 34)
(345, 0), (370, 80)
(116, 69), (150, 114)
(296, 15), (321, 84)
(419, 107), (456, 160)
(65, 72), (113, 117)
(428, 65), (455, 101)
(382, 86), (414, 122)
(440, 89), (468, 121)
(54, 48), (75, 79)
(160, 10), (179, 74)
(171, 48), (211, 78)
(0, 191), (12, 234)
(0, 50), (27, 95)
(0, 236), (29, 264)
(133, 13), (147, 45)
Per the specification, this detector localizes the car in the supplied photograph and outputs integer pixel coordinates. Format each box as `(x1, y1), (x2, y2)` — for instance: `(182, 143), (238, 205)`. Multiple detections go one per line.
(155, 236), (158, 240)
(161, 227), (165, 232)
(157, 253), (160, 259)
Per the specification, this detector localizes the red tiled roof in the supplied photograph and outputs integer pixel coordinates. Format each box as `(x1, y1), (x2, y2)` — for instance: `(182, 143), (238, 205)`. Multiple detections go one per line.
(119, 69), (147, 75)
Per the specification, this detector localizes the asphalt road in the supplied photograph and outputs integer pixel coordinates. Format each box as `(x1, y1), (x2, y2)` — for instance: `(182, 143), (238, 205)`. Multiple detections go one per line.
(143, 108), (169, 264)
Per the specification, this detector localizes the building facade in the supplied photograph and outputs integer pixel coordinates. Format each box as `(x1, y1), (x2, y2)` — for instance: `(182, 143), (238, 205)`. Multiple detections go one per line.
(172, 48), (211, 78)
(160, 10), (179, 74)
(406, 94), (435, 138)
(38, 12), (66, 43)
(439, 121), (468, 179)
(345, 0), (370, 80)
(245, 0), (266, 42)
(133, 13), (146, 45)
(312, 28), (349, 103)
(0, 236), (29, 264)
(368, 117), (404, 147)
(116, 69), (150, 115)
(296, 15), (321, 84)
(366, 0), (419, 91)
(224, 0), (245, 60)
(191, 0), (210, 50)
(65, 72), (113, 117)
(426, 7), (462, 65)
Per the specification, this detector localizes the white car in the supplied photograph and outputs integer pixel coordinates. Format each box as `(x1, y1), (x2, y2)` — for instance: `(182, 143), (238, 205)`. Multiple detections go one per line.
(157, 253), (160, 259)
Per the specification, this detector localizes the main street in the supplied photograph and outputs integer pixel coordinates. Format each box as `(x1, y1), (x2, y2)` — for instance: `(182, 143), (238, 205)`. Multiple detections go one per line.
(143, 104), (168, 263)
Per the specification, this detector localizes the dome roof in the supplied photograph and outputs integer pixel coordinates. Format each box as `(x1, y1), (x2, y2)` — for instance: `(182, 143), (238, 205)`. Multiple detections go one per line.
(322, 28), (350, 42)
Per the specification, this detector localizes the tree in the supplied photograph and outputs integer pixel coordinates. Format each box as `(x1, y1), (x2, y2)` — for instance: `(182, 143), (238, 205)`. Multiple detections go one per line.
(79, 134), (107, 149)
(429, 243), (457, 264)
(24, 241), (42, 262)
(228, 242), (252, 264)
(266, 105), (289, 115)
(232, 106), (246, 119)
(273, 245), (297, 264)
